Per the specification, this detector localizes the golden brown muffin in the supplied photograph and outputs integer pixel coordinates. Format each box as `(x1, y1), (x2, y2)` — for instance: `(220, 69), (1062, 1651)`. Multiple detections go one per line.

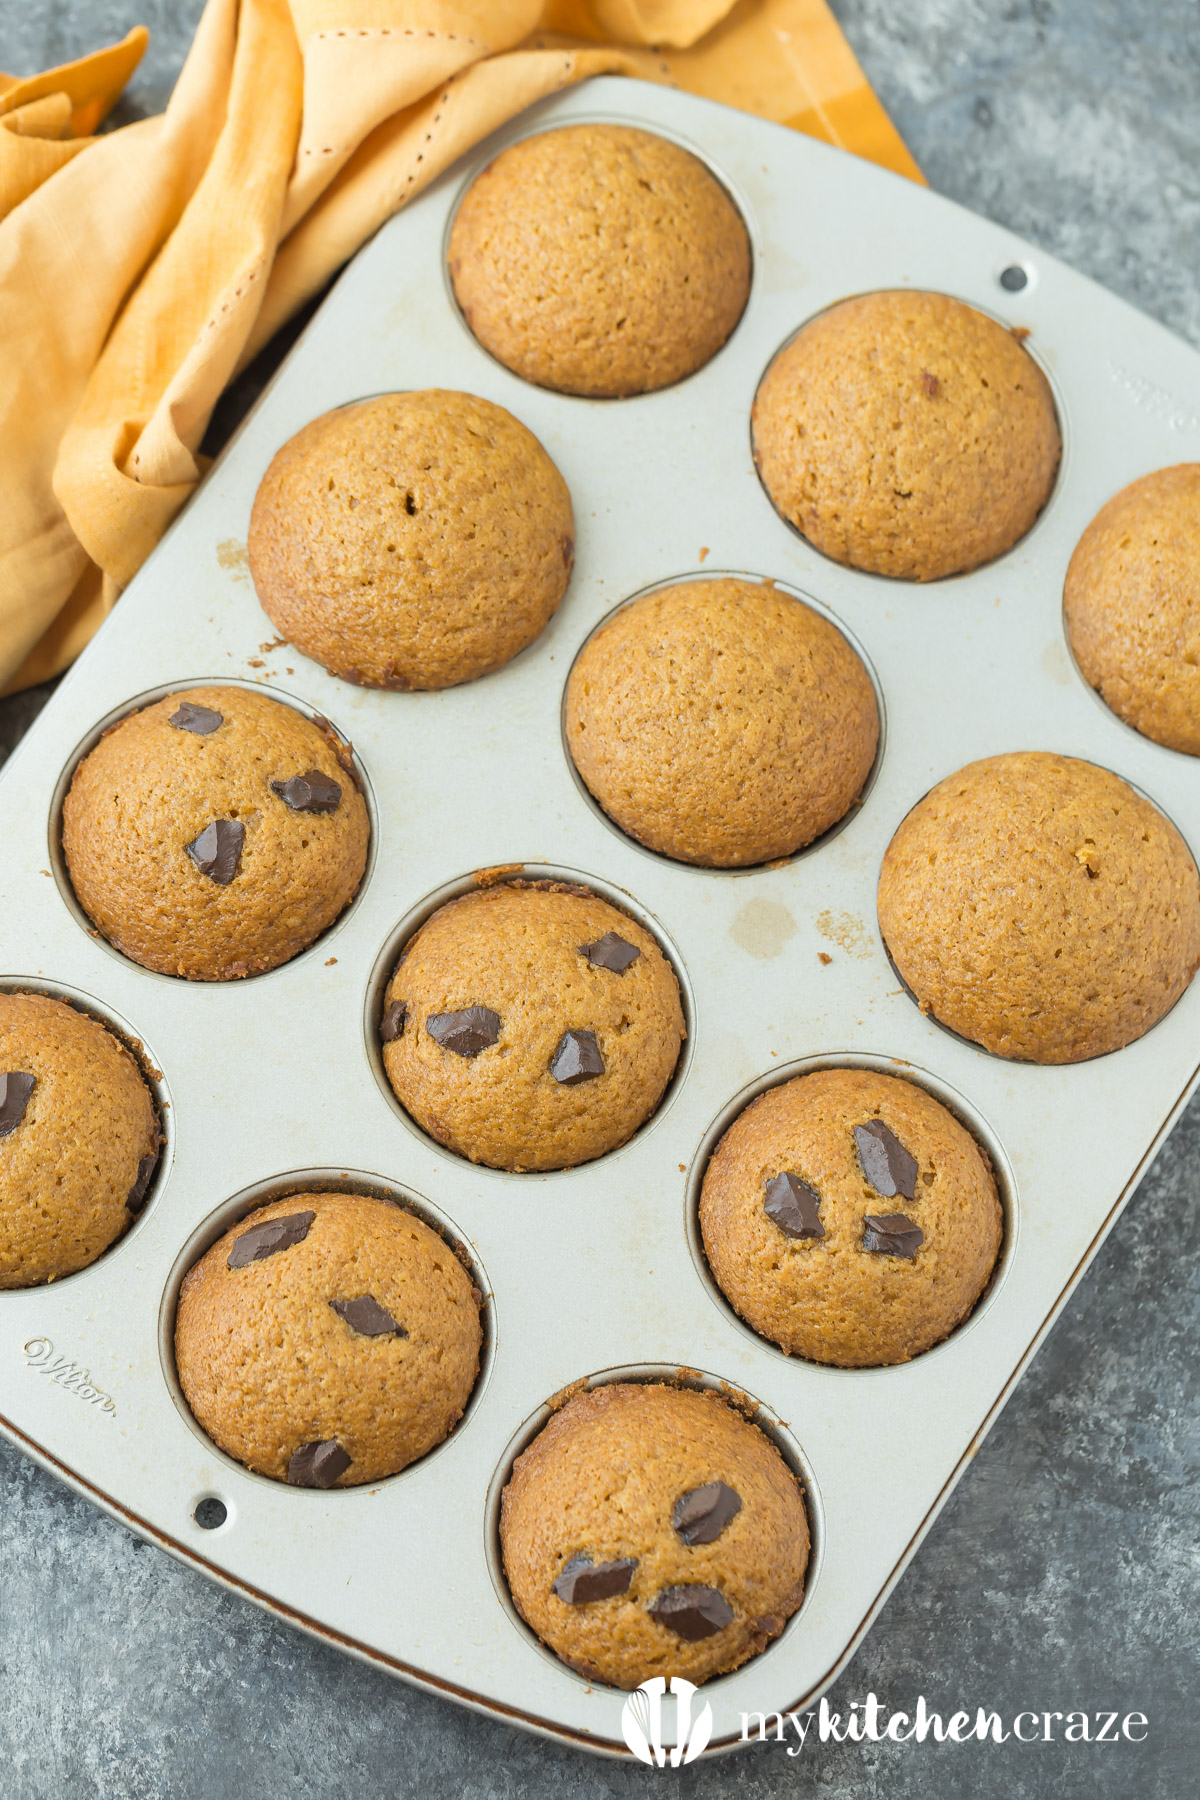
(247, 390), (573, 690)
(62, 686), (369, 981)
(175, 1192), (482, 1487)
(380, 882), (684, 1171)
(1064, 464), (1200, 755)
(752, 290), (1061, 580)
(501, 1383), (809, 1689)
(565, 577), (878, 865)
(0, 993), (160, 1288)
(700, 1069), (1001, 1367)
(878, 751), (1200, 1062)
(448, 124), (751, 398)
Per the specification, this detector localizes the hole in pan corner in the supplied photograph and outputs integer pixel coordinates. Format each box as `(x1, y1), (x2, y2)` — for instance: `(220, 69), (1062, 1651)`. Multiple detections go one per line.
(363, 861), (696, 1177)
(193, 1496), (229, 1531)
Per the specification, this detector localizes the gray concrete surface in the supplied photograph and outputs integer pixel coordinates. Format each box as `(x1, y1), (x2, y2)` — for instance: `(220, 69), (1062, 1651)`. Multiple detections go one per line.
(1, 3), (1198, 1795)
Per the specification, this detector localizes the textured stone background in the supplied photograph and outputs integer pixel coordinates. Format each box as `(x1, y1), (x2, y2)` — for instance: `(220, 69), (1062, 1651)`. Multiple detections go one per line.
(1, 3), (1197, 1795)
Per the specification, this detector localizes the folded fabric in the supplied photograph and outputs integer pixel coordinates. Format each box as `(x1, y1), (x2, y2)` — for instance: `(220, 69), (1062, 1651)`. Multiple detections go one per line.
(0, 0), (919, 696)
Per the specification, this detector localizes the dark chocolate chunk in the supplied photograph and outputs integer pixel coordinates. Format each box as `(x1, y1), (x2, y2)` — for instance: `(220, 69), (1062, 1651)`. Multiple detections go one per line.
(287, 1439), (351, 1489)
(862, 1213), (924, 1259)
(426, 1006), (501, 1056)
(579, 932), (641, 974)
(270, 769), (342, 814)
(764, 1171), (825, 1240)
(331, 1295), (406, 1338)
(552, 1553), (637, 1605)
(673, 1481), (742, 1546)
(186, 818), (244, 885)
(0, 1071), (36, 1137)
(853, 1119), (918, 1200)
(379, 1000), (407, 1043)
(169, 701), (223, 735)
(549, 1028), (605, 1085)
(228, 1209), (316, 1269)
(919, 369), (941, 397)
(126, 1149), (159, 1214)
(648, 1585), (733, 1640)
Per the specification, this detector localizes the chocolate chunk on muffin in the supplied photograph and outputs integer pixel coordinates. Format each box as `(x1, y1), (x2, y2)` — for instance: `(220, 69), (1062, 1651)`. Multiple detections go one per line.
(501, 1382), (809, 1688)
(448, 124), (751, 398)
(700, 1069), (1002, 1367)
(1, 992), (160, 1288)
(752, 290), (1061, 580)
(380, 882), (684, 1171)
(247, 390), (573, 690)
(175, 1192), (482, 1486)
(566, 577), (878, 865)
(877, 751), (1200, 1061)
(1064, 463), (1200, 754)
(62, 686), (369, 981)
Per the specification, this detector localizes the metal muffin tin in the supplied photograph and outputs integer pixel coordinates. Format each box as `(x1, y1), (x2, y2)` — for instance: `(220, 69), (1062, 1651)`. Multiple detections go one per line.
(2, 78), (1198, 1760)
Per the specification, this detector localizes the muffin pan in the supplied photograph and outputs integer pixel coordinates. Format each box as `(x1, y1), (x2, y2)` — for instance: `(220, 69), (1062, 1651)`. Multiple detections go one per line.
(1, 80), (1198, 1757)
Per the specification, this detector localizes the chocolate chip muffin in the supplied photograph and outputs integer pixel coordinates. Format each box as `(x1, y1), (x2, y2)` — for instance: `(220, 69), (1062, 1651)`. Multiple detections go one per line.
(1, 992), (160, 1288)
(62, 687), (369, 981)
(247, 390), (573, 690)
(565, 577), (878, 865)
(878, 751), (1200, 1062)
(700, 1068), (1001, 1367)
(448, 124), (751, 398)
(175, 1192), (482, 1487)
(501, 1382), (809, 1688)
(752, 291), (1061, 580)
(380, 882), (685, 1171)
(1064, 463), (1200, 755)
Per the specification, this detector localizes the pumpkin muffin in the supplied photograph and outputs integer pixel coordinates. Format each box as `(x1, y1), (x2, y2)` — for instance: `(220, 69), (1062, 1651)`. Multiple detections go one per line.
(175, 1191), (482, 1487)
(248, 390), (573, 689)
(700, 1068), (1002, 1367)
(380, 882), (684, 1171)
(0, 992), (160, 1288)
(501, 1382), (809, 1689)
(565, 577), (879, 865)
(878, 751), (1200, 1062)
(1064, 463), (1200, 754)
(448, 124), (751, 398)
(63, 686), (369, 981)
(752, 290), (1061, 580)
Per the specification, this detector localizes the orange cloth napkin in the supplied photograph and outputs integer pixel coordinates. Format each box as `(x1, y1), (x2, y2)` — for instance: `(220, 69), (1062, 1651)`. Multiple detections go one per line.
(0, 0), (918, 695)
